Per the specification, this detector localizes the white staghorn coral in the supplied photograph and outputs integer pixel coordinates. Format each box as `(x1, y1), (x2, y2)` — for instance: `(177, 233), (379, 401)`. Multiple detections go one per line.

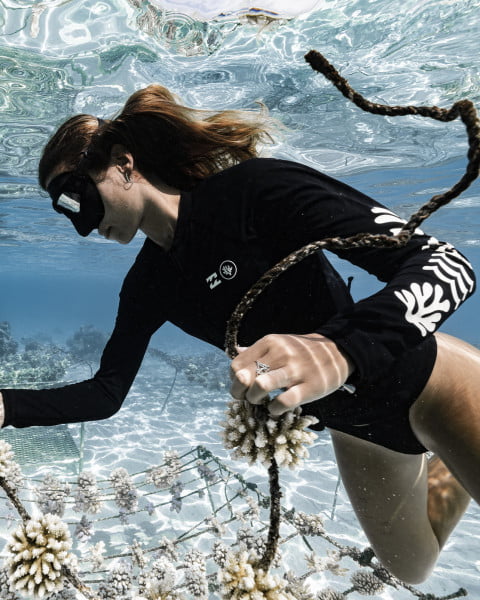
(305, 551), (346, 576)
(316, 588), (345, 600)
(89, 541), (106, 572)
(0, 566), (20, 600)
(293, 512), (324, 536)
(212, 541), (229, 568)
(221, 400), (318, 468)
(205, 515), (226, 537)
(183, 549), (208, 599)
(218, 549), (296, 600)
(73, 471), (102, 514)
(155, 537), (179, 562)
(6, 513), (74, 599)
(110, 467), (138, 511)
(98, 561), (133, 599)
(0, 440), (23, 490)
(236, 527), (281, 568)
(283, 571), (315, 600)
(35, 474), (70, 518)
(146, 450), (182, 489)
(74, 515), (93, 542)
(139, 556), (178, 599)
(131, 540), (148, 569)
(0, 440), (15, 478)
(46, 581), (77, 599)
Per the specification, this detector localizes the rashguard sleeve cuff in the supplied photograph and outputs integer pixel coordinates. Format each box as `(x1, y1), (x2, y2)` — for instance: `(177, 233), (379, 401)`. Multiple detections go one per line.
(314, 326), (393, 384)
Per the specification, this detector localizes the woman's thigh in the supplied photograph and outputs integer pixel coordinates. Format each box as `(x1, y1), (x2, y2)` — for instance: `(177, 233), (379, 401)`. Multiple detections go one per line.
(409, 332), (480, 503)
(329, 428), (439, 584)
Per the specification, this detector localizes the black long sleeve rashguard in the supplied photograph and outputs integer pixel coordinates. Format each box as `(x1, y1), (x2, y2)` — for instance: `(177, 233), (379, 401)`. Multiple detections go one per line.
(2, 158), (475, 428)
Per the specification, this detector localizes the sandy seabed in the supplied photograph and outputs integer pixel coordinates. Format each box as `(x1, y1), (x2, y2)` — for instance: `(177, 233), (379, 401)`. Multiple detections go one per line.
(1, 353), (479, 599)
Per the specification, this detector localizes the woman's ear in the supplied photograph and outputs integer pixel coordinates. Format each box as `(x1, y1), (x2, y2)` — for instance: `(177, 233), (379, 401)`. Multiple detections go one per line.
(111, 144), (134, 168)
(111, 144), (135, 181)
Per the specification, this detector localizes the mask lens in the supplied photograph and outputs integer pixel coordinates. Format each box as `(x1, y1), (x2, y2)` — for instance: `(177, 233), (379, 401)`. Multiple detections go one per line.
(47, 172), (105, 237)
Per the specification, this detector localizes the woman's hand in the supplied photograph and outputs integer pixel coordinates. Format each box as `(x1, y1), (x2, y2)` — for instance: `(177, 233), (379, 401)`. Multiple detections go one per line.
(229, 333), (355, 416)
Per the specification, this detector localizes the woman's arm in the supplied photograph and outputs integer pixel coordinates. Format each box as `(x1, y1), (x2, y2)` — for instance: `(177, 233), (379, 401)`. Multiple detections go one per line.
(230, 159), (476, 410)
(0, 321), (155, 427)
(0, 240), (166, 428)
(253, 159), (476, 378)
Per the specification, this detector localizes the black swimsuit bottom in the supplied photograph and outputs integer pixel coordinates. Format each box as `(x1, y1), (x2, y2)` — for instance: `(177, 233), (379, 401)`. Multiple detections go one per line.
(305, 335), (437, 454)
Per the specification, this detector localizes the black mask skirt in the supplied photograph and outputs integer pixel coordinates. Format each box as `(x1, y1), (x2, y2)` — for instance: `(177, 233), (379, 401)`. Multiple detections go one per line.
(47, 172), (105, 237)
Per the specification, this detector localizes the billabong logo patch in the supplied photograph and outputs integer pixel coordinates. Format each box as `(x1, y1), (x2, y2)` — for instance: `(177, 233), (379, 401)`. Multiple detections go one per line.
(205, 260), (238, 290)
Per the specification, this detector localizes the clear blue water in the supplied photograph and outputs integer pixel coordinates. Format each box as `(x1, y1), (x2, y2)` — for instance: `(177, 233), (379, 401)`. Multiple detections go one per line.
(1, 2), (480, 596)
(1, 0), (479, 345)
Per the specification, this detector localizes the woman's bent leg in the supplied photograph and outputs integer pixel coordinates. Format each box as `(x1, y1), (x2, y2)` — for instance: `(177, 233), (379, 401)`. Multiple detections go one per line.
(409, 332), (480, 504)
(329, 428), (439, 584)
(425, 454), (471, 548)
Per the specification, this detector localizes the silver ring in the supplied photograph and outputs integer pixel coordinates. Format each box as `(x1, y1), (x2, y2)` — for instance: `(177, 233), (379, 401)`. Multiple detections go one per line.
(255, 361), (270, 376)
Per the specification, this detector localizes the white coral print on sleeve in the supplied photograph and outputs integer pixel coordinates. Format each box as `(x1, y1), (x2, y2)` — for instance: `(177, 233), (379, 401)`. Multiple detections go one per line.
(371, 206), (424, 236)
(422, 244), (475, 309)
(394, 282), (451, 337)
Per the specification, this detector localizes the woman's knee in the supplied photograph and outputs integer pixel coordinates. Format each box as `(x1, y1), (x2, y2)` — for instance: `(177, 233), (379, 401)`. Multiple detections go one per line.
(374, 544), (438, 585)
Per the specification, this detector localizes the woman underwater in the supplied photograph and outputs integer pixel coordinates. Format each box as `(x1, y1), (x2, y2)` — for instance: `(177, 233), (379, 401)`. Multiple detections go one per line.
(1, 85), (479, 584)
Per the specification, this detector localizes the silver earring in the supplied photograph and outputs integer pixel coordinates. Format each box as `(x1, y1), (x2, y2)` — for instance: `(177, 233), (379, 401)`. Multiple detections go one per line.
(124, 172), (131, 183)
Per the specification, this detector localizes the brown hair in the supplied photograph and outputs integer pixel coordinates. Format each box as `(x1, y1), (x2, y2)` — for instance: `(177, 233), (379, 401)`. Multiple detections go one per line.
(39, 85), (275, 190)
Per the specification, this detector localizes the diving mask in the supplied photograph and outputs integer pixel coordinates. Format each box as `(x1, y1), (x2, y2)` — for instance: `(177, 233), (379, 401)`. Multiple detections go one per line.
(47, 171), (105, 237)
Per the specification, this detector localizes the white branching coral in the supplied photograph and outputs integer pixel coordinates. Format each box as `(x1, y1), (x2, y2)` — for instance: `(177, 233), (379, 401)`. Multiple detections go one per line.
(197, 460), (218, 483)
(234, 496), (261, 523)
(156, 537), (179, 562)
(73, 471), (102, 514)
(146, 450), (182, 489)
(131, 540), (148, 569)
(98, 561), (132, 599)
(221, 401), (318, 468)
(284, 572), (315, 600)
(350, 570), (385, 595)
(305, 551), (346, 576)
(236, 527), (281, 568)
(110, 467), (138, 511)
(35, 474), (70, 517)
(47, 581), (77, 599)
(218, 549), (296, 600)
(205, 515), (226, 537)
(74, 515), (93, 542)
(139, 556), (179, 600)
(88, 541), (106, 571)
(183, 549), (208, 599)
(0, 566), (20, 600)
(6, 513), (74, 599)
(317, 588), (345, 600)
(293, 512), (325, 536)
(212, 541), (229, 568)
(0, 440), (23, 490)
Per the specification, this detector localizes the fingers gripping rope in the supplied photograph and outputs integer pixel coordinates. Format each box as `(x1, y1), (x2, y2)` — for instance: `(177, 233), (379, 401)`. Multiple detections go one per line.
(225, 50), (480, 572)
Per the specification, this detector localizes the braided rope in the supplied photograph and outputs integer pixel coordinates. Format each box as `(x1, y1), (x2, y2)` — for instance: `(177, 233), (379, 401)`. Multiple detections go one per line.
(225, 50), (480, 358)
(224, 50), (480, 571)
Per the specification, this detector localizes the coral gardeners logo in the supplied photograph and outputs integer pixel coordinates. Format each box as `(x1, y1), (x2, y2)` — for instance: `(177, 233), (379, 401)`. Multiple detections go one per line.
(219, 260), (237, 280)
(206, 260), (238, 289)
